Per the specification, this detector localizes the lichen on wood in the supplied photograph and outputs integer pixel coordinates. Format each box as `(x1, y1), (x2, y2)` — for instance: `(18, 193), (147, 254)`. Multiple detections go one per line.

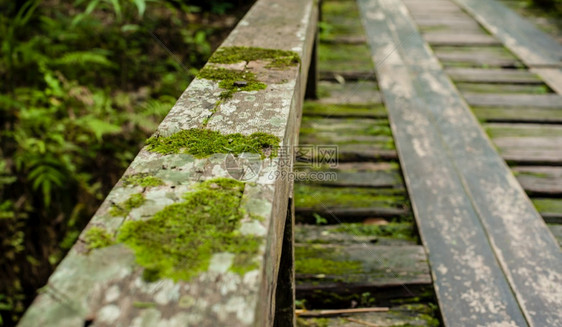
(122, 173), (164, 187)
(109, 193), (146, 217)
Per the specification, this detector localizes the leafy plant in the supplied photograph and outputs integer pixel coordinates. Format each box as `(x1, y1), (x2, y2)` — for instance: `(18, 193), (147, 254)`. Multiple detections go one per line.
(0, 0), (254, 325)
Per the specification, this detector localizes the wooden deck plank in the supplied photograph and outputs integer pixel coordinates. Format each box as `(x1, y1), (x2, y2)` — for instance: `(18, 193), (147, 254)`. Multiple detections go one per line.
(492, 136), (562, 165)
(433, 46), (523, 68)
(472, 107), (562, 124)
(297, 304), (439, 327)
(531, 67), (562, 94)
(359, 0), (562, 326)
(464, 93), (562, 108)
(445, 67), (543, 84)
(295, 243), (430, 286)
(455, 82), (551, 94)
(317, 81), (382, 105)
(17, 0), (318, 326)
(303, 102), (387, 119)
(513, 166), (562, 196)
(295, 162), (404, 189)
(452, 0), (562, 94)
(295, 243), (431, 306)
(359, 1), (528, 325)
(452, 0), (562, 66)
(295, 223), (417, 246)
(424, 32), (501, 46)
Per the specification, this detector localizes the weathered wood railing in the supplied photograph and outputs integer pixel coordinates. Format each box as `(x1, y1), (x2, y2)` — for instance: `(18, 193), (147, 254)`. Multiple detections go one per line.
(18, 0), (318, 326)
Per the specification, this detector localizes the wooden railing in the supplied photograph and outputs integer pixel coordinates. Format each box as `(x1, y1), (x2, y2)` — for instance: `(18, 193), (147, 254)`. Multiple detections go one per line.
(18, 0), (318, 326)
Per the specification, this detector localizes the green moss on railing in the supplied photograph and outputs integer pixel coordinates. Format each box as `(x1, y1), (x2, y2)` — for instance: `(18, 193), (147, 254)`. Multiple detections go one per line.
(146, 128), (280, 158)
(116, 178), (260, 282)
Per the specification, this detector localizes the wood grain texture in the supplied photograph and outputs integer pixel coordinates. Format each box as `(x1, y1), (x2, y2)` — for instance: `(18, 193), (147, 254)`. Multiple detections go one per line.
(17, 1), (318, 326)
(434, 47), (522, 68)
(464, 93), (562, 108)
(445, 67), (543, 84)
(295, 244), (432, 305)
(452, 0), (562, 66)
(424, 32), (501, 46)
(359, 0), (562, 326)
(452, 0), (562, 94)
(513, 166), (562, 196)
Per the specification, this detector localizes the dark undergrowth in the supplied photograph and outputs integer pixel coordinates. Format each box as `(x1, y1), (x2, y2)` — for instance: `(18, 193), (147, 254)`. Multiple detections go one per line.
(0, 0), (253, 325)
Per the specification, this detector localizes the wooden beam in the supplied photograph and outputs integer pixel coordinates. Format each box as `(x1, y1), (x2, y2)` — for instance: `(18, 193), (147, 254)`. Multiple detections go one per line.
(359, 0), (562, 326)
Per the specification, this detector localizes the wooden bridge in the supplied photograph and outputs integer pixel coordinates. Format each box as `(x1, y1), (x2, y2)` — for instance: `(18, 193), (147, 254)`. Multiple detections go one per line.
(18, 0), (562, 326)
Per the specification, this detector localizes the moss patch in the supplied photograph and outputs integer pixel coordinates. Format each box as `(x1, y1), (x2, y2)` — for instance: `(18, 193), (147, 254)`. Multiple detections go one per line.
(110, 193), (146, 217)
(295, 245), (363, 275)
(117, 178), (261, 282)
(123, 173), (164, 188)
(294, 184), (408, 210)
(146, 128), (280, 158)
(197, 66), (267, 99)
(318, 43), (373, 73)
(533, 198), (562, 213)
(209, 46), (299, 68)
(334, 222), (416, 241)
(84, 227), (115, 251)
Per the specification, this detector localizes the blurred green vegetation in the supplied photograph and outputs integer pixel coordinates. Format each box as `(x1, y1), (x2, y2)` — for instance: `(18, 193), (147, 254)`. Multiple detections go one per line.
(528, 0), (562, 14)
(0, 0), (252, 325)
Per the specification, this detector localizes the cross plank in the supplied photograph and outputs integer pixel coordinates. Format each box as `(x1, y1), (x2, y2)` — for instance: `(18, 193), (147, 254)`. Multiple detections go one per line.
(452, 0), (562, 94)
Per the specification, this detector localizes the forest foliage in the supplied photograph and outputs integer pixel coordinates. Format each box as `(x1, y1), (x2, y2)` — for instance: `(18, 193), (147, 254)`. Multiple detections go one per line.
(0, 0), (251, 325)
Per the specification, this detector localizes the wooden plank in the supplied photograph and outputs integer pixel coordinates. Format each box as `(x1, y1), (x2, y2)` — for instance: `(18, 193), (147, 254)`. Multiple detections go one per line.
(531, 67), (562, 94)
(295, 244), (431, 306)
(295, 243), (429, 285)
(359, 1), (527, 325)
(472, 107), (562, 124)
(513, 166), (562, 196)
(433, 46), (523, 68)
(464, 93), (562, 108)
(452, 0), (562, 66)
(297, 304), (439, 327)
(319, 71), (377, 82)
(547, 224), (562, 247)
(359, 0), (562, 326)
(485, 123), (562, 138)
(322, 35), (368, 45)
(299, 117), (394, 147)
(455, 82), (551, 94)
(319, 43), (374, 74)
(424, 32), (501, 46)
(493, 137), (562, 165)
(294, 184), (410, 223)
(303, 102), (388, 119)
(17, 0), (318, 326)
(534, 198), (562, 224)
(452, 0), (562, 94)
(295, 223), (417, 246)
(445, 67), (543, 84)
(413, 17), (481, 29)
(295, 162), (404, 189)
(317, 81), (382, 105)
